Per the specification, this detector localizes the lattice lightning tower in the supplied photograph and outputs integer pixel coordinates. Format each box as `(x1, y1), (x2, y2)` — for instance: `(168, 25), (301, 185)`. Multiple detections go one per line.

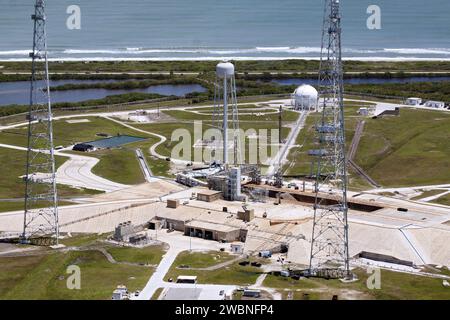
(22, 0), (59, 245)
(308, 0), (351, 279)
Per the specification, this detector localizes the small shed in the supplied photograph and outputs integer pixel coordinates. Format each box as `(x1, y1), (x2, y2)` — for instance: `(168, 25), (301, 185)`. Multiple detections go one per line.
(197, 190), (222, 202)
(425, 100), (445, 109)
(243, 289), (261, 298)
(406, 97), (422, 106)
(358, 107), (369, 116)
(176, 275), (197, 284)
(167, 199), (180, 209)
(230, 243), (244, 254)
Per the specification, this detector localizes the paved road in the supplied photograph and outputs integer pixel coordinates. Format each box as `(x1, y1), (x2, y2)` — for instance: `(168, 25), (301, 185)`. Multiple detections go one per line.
(267, 110), (309, 176)
(136, 231), (237, 300)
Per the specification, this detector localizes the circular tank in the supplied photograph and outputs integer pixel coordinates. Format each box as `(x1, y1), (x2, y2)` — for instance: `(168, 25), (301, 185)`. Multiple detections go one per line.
(292, 84), (318, 110)
(216, 61), (235, 78)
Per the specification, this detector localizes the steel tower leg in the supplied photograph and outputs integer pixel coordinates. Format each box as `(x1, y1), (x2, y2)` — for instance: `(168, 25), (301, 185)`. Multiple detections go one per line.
(22, 0), (59, 246)
(308, 0), (351, 279)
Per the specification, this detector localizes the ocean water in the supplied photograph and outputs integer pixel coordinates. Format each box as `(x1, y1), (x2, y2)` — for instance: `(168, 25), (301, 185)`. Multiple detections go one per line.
(0, 0), (449, 61)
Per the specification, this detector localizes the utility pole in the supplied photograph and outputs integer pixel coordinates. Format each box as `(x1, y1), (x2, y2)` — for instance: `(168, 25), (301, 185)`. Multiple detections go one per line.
(308, 0), (351, 279)
(278, 105), (282, 144)
(22, 0), (59, 246)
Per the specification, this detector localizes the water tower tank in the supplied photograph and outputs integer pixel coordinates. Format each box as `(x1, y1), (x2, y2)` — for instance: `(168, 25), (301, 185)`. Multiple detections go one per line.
(216, 61), (235, 78)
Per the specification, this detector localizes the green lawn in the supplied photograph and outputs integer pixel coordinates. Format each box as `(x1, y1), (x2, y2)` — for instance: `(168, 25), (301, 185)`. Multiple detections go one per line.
(0, 200), (74, 213)
(151, 287), (164, 300)
(0, 116), (140, 148)
(0, 147), (101, 205)
(0, 250), (154, 299)
(170, 250), (235, 269)
(164, 109), (299, 122)
(91, 147), (146, 185)
(107, 245), (167, 265)
(0, 116), (171, 184)
(137, 120), (291, 165)
(355, 109), (450, 187)
(59, 233), (111, 247)
(411, 189), (446, 201)
(311, 268), (450, 300)
(164, 251), (265, 286)
(432, 193), (450, 206)
(284, 107), (450, 189)
(264, 268), (450, 300)
(263, 274), (320, 290)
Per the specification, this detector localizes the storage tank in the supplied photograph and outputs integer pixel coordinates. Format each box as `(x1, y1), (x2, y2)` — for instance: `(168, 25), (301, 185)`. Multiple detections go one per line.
(216, 61), (235, 79)
(292, 84), (318, 110)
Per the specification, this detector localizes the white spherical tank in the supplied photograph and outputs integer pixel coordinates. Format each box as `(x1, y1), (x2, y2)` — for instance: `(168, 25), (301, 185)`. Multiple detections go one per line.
(216, 61), (235, 78)
(292, 84), (318, 110)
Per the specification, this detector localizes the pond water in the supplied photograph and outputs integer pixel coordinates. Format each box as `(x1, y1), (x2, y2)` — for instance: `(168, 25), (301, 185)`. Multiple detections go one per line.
(0, 80), (207, 106)
(84, 135), (146, 149)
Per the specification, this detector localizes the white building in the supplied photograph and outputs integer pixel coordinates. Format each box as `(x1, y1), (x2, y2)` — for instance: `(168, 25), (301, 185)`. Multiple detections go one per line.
(291, 84), (318, 110)
(230, 243), (244, 254)
(406, 97), (422, 106)
(358, 107), (370, 116)
(425, 100), (445, 109)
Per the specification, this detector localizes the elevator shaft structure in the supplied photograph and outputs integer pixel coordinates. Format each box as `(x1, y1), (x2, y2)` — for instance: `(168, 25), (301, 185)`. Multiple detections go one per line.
(22, 0), (59, 245)
(309, 0), (350, 279)
(213, 61), (241, 165)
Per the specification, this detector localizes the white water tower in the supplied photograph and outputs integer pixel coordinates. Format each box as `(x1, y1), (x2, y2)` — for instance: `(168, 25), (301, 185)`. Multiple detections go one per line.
(213, 61), (240, 165)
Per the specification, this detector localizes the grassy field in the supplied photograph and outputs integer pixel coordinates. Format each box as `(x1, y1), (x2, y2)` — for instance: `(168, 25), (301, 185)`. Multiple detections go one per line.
(107, 245), (167, 265)
(1, 100), (448, 188)
(170, 250), (235, 269)
(411, 189), (446, 201)
(163, 109), (299, 122)
(432, 193), (450, 206)
(164, 251), (265, 286)
(263, 268), (450, 300)
(355, 109), (450, 187)
(0, 249), (155, 299)
(284, 106), (450, 189)
(136, 119), (292, 166)
(0, 234), (167, 300)
(0, 116), (140, 147)
(315, 268), (450, 300)
(0, 116), (170, 184)
(0, 147), (101, 207)
(151, 287), (164, 300)
(283, 104), (372, 189)
(263, 274), (320, 290)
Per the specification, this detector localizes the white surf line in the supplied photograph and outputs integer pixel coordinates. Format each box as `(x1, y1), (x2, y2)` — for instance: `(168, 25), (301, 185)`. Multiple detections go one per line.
(0, 143), (129, 192)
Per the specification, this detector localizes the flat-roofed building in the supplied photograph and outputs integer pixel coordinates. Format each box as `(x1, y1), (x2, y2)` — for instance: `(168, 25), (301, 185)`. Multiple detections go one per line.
(425, 100), (445, 109)
(406, 97), (422, 106)
(197, 190), (222, 202)
(167, 199), (180, 208)
(185, 220), (242, 242)
(176, 275), (198, 284)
